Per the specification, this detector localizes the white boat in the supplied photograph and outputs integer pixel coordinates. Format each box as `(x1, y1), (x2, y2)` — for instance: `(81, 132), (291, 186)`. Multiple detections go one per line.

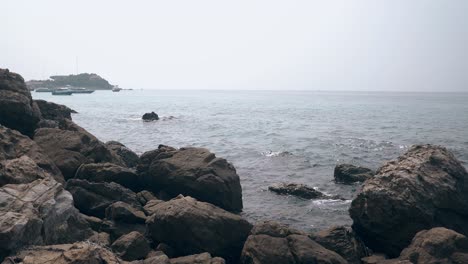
(112, 85), (122, 92)
(52, 87), (73, 96)
(69, 87), (94, 94)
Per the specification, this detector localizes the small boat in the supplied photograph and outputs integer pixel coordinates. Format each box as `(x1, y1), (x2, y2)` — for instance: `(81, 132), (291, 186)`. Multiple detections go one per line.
(35, 88), (53, 92)
(52, 88), (73, 96)
(112, 85), (122, 92)
(69, 87), (94, 94)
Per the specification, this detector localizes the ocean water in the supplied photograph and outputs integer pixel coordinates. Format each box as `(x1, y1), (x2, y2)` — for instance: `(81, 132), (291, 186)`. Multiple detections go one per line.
(32, 90), (468, 232)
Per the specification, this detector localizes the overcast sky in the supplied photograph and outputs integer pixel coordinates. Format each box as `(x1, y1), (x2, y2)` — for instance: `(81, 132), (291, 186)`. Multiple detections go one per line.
(2, 0), (467, 91)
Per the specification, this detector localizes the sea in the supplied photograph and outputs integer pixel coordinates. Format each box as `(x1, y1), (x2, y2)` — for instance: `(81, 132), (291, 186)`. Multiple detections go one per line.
(32, 90), (468, 232)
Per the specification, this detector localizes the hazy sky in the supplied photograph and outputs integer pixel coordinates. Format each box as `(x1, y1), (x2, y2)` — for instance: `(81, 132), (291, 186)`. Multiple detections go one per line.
(2, 0), (468, 91)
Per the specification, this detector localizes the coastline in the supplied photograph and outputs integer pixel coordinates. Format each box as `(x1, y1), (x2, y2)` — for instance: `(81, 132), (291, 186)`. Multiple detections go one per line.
(2, 68), (468, 263)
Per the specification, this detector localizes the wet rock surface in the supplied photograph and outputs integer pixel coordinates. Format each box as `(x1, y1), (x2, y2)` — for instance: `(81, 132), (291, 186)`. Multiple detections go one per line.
(142, 111), (159, 121)
(268, 182), (344, 200)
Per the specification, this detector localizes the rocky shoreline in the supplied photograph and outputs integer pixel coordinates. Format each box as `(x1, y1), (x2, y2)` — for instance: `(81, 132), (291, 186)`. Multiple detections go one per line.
(1, 68), (468, 263)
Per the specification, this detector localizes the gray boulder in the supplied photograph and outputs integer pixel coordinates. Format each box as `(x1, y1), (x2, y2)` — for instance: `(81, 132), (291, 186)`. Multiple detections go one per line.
(142, 111), (159, 121)
(111, 231), (151, 261)
(0, 69), (41, 137)
(106, 201), (147, 224)
(1, 242), (124, 264)
(334, 164), (374, 184)
(0, 178), (93, 260)
(75, 162), (141, 191)
(311, 226), (368, 264)
(349, 144), (468, 257)
(34, 121), (124, 179)
(34, 99), (76, 121)
(240, 221), (347, 264)
(0, 125), (63, 185)
(106, 140), (140, 168)
(138, 145), (243, 212)
(146, 196), (252, 263)
(66, 179), (141, 218)
(268, 183), (344, 200)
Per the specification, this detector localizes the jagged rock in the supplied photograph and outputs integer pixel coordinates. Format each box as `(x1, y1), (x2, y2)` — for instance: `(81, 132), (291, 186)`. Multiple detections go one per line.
(0, 125), (63, 185)
(143, 199), (165, 215)
(268, 183), (344, 200)
(88, 232), (111, 247)
(311, 226), (368, 264)
(142, 112), (159, 121)
(138, 145), (243, 212)
(111, 231), (151, 261)
(0, 69), (41, 137)
(75, 162), (141, 191)
(81, 213), (104, 231)
(66, 179), (141, 218)
(1, 242), (123, 264)
(0, 178), (93, 260)
(146, 196), (252, 263)
(334, 164), (374, 184)
(156, 243), (176, 258)
(34, 99), (76, 121)
(137, 190), (158, 205)
(106, 201), (147, 224)
(170, 253), (226, 264)
(106, 141), (140, 168)
(393, 227), (468, 264)
(361, 254), (388, 264)
(240, 221), (347, 264)
(131, 255), (170, 264)
(34, 120), (124, 179)
(349, 145), (468, 257)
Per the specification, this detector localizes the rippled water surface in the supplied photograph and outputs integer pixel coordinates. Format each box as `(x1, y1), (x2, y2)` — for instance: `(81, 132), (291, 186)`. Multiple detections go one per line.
(33, 90), (468, 231)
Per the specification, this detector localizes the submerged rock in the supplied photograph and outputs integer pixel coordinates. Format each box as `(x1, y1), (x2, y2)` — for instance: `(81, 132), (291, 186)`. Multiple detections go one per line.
(0, 68), (41, 137)
(138, 145), (243, 212)
(106, 140), (140, 168)
(142, 111), (159, 121)
(240, 221), (347, 264)
(268, 182), (344, 200)
(311, 225), (368, 264)
(334, 164), (374, 184)
(146, 196), (252, 263)
(0, 178), (93, 260)
(349, 144), (468, 257)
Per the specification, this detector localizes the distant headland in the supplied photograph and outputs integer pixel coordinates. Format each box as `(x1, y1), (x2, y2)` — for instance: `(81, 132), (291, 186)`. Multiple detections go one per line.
(26, 73), (114, 90)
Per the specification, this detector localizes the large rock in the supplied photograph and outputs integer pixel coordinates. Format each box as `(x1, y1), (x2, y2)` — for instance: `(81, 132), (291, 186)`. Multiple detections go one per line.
(34, 121), (124, 179)
(268, 182), (344, 200)
(349, 144), (468, 257)
(34, 99), (76, 121)
(0, 125), (63, 185)
(106, 140), (140, 168)
(111, 231), (151, 261)
(240, 221), (347, 264)
(334, 164), (374, 184)
(0, 69), (41, 137)
(0, 178), (93, 260)
(1, 242), (123, 264)
(146, 196), (252, 263)
(106, 201), (147, 224)
(75, 162), (141, 191)
(138, 145), (243, 212)
(393, 227), (468, 264)
(66, 179), (141, 218)
(311, 226), (368, 264)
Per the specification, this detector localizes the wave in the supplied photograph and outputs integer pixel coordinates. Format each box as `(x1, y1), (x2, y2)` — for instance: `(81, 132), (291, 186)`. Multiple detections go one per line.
(261, 150), (293, 157)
